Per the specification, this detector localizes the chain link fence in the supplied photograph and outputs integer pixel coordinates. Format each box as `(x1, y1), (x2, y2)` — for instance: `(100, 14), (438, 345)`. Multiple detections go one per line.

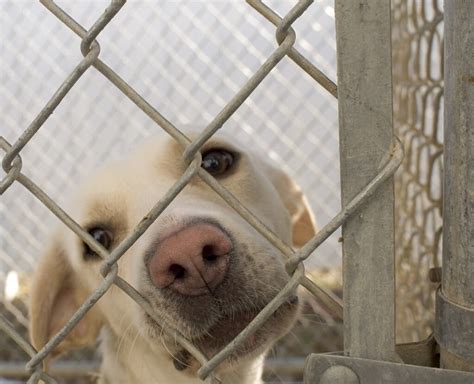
(0, 0), (445, 382)
(1, 1), (343, 382)
(392, 0), (444, 343)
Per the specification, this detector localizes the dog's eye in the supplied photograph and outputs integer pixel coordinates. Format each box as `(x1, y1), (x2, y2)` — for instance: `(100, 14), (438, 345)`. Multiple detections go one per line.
(201, 150), (234, 176)
(84, 227), (112, 261)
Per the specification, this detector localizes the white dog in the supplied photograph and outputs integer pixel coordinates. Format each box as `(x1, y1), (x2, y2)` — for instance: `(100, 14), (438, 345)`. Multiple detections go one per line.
(29, 134), (316, 383)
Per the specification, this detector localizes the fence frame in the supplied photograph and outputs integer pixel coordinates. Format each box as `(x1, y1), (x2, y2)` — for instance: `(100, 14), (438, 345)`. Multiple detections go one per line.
(435, 0), (474, 372)
(305, 0), (474, 382)
(334, 0), (400, 363)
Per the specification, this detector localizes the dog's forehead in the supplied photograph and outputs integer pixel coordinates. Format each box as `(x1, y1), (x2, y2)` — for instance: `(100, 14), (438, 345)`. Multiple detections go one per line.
(81, 134), (245, 184)
(70, 134), (257, 222)
(136, 133), (244, 162)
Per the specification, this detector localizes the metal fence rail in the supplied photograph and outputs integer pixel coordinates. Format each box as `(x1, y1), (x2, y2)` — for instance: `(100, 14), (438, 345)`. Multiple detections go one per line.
(436, 0), (474, 371)
(335, 0), (400, 363)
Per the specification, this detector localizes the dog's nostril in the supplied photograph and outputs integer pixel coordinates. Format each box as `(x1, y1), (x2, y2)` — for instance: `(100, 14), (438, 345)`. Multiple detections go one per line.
(169, 264), (186, 279)
(148, 224), (232, 294)
(202, 245), (218, 262)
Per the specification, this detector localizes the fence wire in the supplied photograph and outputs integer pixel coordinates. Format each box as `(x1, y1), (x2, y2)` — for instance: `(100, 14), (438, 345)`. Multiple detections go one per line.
(0, 0), (439, 382)
(0, 0), (351, 382)
(392, 0), (444, 343)
(0, 0), (341, 282)
(1, 2), (342, 380)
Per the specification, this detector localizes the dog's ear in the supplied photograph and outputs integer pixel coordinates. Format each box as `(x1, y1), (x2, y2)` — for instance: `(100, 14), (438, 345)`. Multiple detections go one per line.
(263, 162), (317, 247)
(29, 234), (102, 360)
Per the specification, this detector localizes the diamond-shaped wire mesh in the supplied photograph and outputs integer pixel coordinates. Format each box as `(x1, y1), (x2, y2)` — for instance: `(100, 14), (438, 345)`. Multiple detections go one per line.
(392, 0), (444, 343)
(0, 0), (445, 382)
(1, 1), (342, 382)
(0, 0), (340, 275)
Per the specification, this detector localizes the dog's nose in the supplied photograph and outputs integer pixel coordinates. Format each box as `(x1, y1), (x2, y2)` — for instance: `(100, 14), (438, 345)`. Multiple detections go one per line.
(147, 223), (232, 295)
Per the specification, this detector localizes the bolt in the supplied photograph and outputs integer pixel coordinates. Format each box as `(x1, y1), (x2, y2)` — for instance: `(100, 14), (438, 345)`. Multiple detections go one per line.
(320, 365), (360, 384)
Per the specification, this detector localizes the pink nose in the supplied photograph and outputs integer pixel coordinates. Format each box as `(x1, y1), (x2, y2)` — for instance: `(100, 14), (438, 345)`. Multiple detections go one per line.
(147, 223), (232, 296)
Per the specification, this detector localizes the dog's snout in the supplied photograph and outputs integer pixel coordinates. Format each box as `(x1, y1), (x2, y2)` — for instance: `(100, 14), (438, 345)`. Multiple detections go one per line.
(147, 223), (232, 295)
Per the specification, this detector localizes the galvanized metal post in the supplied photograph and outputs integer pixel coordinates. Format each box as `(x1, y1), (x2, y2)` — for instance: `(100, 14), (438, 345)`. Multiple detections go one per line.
(435, 0), (474, 372)
(334, 0), (399, 362)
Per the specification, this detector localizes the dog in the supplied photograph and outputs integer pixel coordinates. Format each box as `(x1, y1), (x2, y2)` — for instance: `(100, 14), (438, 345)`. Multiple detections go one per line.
(29, 133), (316, 383)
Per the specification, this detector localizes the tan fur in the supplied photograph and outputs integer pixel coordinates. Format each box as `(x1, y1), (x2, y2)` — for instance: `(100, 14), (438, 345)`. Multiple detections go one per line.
(261, 161), (317, 247)
(29, 134), (316, 383)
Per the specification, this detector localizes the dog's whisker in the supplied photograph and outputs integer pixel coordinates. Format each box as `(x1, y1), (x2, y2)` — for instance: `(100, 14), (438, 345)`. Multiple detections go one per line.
(114, 317), (136, 364)
(158, 324), (183, 367)
(127, 326), (142, 361)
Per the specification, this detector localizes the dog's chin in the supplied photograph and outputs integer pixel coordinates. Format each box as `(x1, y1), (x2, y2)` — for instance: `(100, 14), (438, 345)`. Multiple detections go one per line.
(194, 296), (299, 360)
(144, 295), (299, 363)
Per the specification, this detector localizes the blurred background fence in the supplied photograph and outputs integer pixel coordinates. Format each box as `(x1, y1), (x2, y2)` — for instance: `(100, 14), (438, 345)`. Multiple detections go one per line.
(0, 0), (443, 382)
(392, 0), (444, 344)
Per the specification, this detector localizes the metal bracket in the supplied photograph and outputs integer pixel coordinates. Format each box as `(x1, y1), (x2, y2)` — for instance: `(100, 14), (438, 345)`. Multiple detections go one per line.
(395, 334), (439, 367)
(304, 354), (474, 383)
(435, 289), (474, 359)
